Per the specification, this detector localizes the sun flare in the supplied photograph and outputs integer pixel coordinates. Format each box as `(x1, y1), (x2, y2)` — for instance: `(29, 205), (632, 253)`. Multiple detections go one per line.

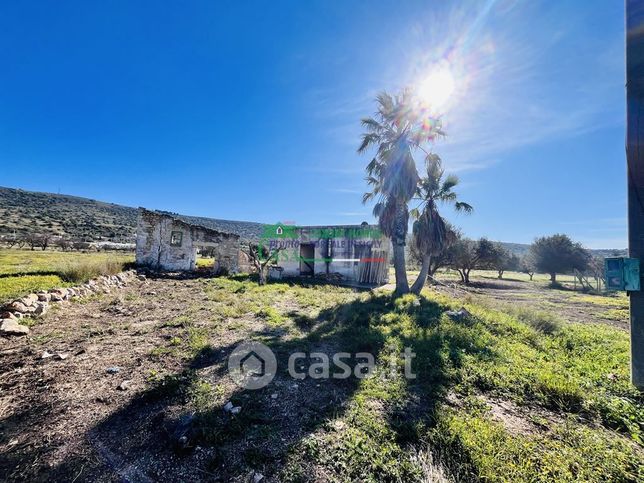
(418, 66), (456, 111)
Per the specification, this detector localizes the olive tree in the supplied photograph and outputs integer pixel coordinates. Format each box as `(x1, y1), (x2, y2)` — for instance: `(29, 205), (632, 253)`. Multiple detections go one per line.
(529, 234), (590, 283)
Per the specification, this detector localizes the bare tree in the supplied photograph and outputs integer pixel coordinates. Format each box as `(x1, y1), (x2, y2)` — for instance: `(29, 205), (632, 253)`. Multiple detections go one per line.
(242, 243), (283, 285)
(5, 235), (19, 248)
(25, 233), (40, 251)
(40, 234), (51, 251)
(55, 238), (72, 251)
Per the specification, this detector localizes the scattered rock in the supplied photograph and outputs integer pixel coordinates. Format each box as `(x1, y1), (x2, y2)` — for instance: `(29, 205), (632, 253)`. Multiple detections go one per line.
(117, 380), (131, 391)
(49, 293), (64, 302)
(106, 367), (121, 374)
(250, 471), (264, 483)
(21, 294), (39, 307)
(230, 406), (242, 415)
(33, 302), (49, 316)
(8, 301), (29, 313)
(171, 413), (195, 453)
(37, 292), (51, 303)
(223, 401), (234, 412)
(41, 351), (54, 359)
(271, 393), (278, 399)
(0, 319), (30, 336)
(58, 353), (69, 360)
(445, 308), (471, 321)
(137, 274), (147, 281)
(0, 311), (17, 320)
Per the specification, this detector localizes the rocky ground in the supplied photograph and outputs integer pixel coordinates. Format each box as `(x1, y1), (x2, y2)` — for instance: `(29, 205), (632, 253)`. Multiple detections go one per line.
(0, 274), (357, 482)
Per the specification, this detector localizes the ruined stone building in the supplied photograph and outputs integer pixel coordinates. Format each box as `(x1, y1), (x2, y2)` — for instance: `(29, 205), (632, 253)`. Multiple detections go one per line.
(136, 209), (240, 273)
(136, 209), (390, 286)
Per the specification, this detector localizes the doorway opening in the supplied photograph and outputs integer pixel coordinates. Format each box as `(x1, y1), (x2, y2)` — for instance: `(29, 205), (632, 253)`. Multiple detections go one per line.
(299, 243), (315, 276)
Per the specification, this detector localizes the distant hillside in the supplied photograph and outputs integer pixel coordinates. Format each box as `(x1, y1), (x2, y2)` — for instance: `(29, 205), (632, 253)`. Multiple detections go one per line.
(0, 186), (266, 242)
(0, 186), (137, 242)
(157, 211), (266, 240)
(498, 241), (626, 259)
(0, 186), (627, 255)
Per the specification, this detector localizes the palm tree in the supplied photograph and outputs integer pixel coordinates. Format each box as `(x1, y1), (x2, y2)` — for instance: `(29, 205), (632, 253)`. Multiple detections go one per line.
(359, 90), (444, 295)
(409, 154), (472, 294)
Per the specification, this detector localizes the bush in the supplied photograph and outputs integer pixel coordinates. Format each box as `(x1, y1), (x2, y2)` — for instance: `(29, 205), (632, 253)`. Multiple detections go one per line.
(56, 258), (125, 283)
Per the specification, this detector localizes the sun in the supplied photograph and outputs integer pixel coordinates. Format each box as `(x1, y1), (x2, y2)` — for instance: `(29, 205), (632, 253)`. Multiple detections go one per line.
(417, 66), (456, 111)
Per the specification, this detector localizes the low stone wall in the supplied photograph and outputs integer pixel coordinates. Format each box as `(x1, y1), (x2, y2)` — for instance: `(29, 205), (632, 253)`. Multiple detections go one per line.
(0, 270), (140, 337)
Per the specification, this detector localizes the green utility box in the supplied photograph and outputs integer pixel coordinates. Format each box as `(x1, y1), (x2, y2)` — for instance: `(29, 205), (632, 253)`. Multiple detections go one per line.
(605, 257), (640, 291)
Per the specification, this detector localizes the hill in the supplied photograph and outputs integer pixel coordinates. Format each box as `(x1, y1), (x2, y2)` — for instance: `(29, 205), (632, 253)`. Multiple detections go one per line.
(0, 186), (265, 242)
(498, 241), (626, 258)
(0, 186), (137, 242)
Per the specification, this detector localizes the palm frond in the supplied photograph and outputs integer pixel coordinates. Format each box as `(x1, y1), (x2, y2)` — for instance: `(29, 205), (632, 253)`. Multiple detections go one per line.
(357, 133), (380, 153)
(454, 201), (474, 213)
(441, 174), (459, 193)
(362, 191), (375, 204)
(361, 117), (382, 133)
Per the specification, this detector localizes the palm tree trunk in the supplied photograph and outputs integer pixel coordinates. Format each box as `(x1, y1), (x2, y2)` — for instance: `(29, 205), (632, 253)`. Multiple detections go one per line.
(411, 255), (430, 294)
(391, 202), (410, 295)
(392, 242), (409, 294)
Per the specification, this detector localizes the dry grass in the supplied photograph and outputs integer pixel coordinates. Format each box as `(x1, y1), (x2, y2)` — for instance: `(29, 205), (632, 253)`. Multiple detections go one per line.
(55, 258), (126, 283)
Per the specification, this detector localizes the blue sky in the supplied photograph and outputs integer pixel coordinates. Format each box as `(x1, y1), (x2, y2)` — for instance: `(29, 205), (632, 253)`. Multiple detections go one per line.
(0, 1), (626, 248)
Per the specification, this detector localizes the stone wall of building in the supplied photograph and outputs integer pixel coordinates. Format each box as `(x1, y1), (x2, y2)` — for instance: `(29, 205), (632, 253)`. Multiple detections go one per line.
(136, 209), (240, 272)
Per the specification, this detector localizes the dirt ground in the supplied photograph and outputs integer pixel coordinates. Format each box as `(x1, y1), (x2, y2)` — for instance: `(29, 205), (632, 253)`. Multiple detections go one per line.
(429, 275), (630, 330)
(0, 275), (357, 482)
(0, 273), (634, 482)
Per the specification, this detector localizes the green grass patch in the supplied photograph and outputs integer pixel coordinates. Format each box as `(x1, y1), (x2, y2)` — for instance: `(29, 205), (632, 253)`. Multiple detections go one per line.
(94, 275), (643, 481)
(599, 308), (630, 321)
(0, 248), (133, 303)
(0, 274), (71, 304)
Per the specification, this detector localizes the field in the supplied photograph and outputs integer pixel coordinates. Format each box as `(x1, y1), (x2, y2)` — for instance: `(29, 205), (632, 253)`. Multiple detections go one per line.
(1, 255), (642, 482)
(0, 249), (134, 304)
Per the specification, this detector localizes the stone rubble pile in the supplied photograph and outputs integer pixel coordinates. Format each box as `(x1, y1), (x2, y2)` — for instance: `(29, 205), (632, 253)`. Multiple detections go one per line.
(0, 270), (139, 337)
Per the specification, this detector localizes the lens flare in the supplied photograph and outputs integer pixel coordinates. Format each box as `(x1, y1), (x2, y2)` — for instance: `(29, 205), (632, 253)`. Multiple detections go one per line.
(418, 66), (456, 111)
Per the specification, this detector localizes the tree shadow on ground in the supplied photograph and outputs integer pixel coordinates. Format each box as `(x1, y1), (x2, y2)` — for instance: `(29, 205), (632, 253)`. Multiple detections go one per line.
(37, 290), (498, 482)
(466, 280), (526, 291)
(477, 275), (527, 283)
